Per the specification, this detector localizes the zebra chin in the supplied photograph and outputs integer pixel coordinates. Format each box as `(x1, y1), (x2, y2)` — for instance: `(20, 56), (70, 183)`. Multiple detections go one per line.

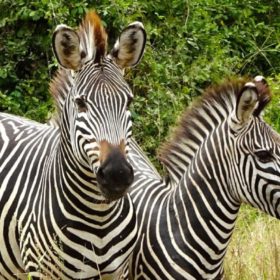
(99, 185), (130, 202)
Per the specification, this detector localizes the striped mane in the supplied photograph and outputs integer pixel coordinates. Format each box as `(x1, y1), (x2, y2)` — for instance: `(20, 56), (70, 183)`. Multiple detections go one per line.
(158, 78), (271, 180)
(49, 68), (72, 123)
(49, 11), (107, 124)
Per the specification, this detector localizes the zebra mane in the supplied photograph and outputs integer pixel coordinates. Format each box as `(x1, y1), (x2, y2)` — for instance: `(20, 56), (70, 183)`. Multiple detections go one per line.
(49, 68), (73, 124)
(49, 11), (108, 126)
(78, 11), (107, 64)
(158, 77), (271, 180)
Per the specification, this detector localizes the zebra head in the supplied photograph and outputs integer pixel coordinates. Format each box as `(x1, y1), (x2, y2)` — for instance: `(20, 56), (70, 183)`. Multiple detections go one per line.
(230, 76), (280, 218)
(51, 12), (146, 201)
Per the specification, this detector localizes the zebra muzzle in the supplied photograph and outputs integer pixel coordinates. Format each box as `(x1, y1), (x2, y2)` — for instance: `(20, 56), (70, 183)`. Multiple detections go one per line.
(96, 148), (134, 200)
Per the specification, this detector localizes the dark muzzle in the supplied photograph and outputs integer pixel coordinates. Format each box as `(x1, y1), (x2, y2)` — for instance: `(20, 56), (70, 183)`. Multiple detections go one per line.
(97, 148), (134, 201)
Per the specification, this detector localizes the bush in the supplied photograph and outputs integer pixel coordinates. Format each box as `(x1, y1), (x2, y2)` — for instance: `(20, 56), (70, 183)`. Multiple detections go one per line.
(264, 75), (280, 131)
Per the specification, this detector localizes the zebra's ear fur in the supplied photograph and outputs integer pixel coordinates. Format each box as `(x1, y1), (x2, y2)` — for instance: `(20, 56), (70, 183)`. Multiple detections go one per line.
(52, 25), (82, 70)
(109, 22), (146, 69)
(236, 82), (259, 124)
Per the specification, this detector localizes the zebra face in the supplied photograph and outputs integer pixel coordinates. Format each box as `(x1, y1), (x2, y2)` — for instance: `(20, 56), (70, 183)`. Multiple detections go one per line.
(231, 77), (280, 218)
(52, 12), (146, 200)
(235, 119), (280, 218)
(68, 60), (135, 200)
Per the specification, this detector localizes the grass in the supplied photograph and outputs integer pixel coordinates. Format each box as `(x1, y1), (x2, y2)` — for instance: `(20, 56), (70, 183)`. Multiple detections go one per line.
(224, 204), (280, 280)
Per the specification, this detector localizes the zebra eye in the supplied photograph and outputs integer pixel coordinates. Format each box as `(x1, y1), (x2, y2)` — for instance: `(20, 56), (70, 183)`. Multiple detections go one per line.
(255, 150), (274, 163)
(74, 96), (87, 112)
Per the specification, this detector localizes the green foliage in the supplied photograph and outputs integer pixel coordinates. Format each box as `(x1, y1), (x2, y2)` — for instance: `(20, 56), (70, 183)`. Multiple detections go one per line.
(225, 204), (280, 280)
(0, 0), (280, 165)
(264, 75), (280, 132)
(0, 0), (88, 121)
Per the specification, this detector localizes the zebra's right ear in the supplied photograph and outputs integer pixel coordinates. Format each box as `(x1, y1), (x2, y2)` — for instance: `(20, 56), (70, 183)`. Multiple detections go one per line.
(235, 82), (259, 124)
(109, 22), (146, 69)
(52, 25), (82, 70)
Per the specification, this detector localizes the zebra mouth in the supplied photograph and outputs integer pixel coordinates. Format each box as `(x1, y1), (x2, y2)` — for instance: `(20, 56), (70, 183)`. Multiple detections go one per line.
(98, 184), (129, 202)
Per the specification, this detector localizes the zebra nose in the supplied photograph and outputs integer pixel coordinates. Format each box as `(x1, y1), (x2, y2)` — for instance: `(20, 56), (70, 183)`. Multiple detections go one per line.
(97, 163), (134, 187)
(97, 155), (134, 199)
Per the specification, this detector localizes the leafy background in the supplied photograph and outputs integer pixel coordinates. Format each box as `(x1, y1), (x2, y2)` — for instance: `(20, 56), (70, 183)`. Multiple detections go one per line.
(1, 0), (280, 278)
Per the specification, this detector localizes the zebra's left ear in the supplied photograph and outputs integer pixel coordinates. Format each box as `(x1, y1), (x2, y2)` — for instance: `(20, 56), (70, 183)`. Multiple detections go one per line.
(235, 76), (271, 124)
(235, 82), (259, 124)
(109, 22), (146, 69)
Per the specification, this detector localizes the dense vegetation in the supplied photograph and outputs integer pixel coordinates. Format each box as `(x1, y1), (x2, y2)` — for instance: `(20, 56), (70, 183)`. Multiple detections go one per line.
(1, 1), (280, 278)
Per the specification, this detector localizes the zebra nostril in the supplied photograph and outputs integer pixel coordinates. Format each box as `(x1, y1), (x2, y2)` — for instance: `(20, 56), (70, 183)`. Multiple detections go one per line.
(129, 165), (133, 176)
(98, 168), (103, 177)
(128, 164), (134, 178)
(97, 167), (107, 185)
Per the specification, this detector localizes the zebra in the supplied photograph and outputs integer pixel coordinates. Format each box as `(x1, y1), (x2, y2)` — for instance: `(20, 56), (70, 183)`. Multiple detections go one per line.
(128, 76), (280, 279)
(0, 11), (146, 279)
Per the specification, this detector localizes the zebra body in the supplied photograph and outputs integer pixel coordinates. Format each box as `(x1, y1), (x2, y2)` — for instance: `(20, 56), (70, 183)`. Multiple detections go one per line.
(128, 77), (280, 279)
(0, 12), (146, 279)
(1, 114), (136, 279)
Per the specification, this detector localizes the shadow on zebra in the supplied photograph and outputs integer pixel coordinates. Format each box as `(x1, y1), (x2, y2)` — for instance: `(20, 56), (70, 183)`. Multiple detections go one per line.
(0, 11), (146, 279)
(128, 76), (280, 279)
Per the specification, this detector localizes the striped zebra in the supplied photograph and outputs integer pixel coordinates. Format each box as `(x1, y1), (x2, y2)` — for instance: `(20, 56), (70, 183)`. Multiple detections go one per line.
(0, 12), (146, 279)
(128, 76), (280, 279)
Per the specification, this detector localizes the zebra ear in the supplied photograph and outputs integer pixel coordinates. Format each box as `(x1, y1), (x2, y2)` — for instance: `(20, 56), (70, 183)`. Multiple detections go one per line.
(52, 24), (82, 70)
(236, 82), (259, 124)
(109, 22), (146, 69)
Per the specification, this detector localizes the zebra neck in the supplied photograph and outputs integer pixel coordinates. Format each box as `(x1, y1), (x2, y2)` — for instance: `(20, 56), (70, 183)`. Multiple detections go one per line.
(160, 96), (236, 187)
(169, 138), (240, 274)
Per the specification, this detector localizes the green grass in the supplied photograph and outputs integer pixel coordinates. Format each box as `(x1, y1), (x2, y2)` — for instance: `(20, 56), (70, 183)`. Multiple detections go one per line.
(224, 205), (280, 280)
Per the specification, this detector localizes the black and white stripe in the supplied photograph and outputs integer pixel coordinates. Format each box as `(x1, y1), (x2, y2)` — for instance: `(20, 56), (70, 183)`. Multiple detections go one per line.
(128, 77), (280, 279)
